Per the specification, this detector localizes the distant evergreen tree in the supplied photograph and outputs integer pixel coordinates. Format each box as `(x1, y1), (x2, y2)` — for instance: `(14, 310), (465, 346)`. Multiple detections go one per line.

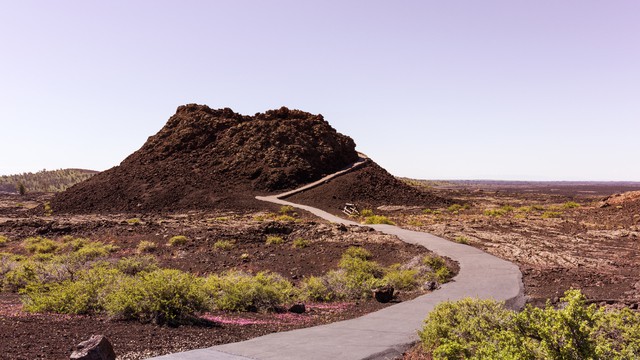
(17, 182), (26, 196)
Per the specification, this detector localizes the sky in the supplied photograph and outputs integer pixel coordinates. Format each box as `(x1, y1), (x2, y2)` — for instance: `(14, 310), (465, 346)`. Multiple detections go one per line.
(1, 1), (638, 181)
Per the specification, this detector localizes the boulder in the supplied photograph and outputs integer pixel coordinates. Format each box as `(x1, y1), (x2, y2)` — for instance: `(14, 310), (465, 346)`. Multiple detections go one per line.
(288, 303), (306, 314)
(373, 286), (394, 303)
(70, 335), (116, 360)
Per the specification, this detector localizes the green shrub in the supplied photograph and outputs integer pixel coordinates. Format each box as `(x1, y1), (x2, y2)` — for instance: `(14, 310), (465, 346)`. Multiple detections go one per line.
(0, 235), (9, 246)
(483, 208), (507, 217)
(24, 237), (59, 254)
(43, 202), (53, 216)
(116, 256), (159, 275)
(279, 205), (294, 215)
(363, 215), (395, 225)
(343, 246), (371, 260)
(422, 255), (446, 270)
(419, 297), (520, 359)
(265, 235), (284, 245)
(360, 209), (374, 217)
(275, 215), (296, 222)
(22, 265), (122, 314)
(301, 276), (335, 302)
(168, 235), (188, 246)
(292, 238), (310, 249)
(63, 240), (117, 262)
(447, 204), (464, 213)
(213, 239), (235, 251)
(454, 236), (470, 245)
(204, 270), (295, 312)
(418, 290), (640, 360)
(541, 211), (562, 219)
(137, 240), (158, 253)
(422, 209), (434, 215)
(2, 260), (38, 291)
(104, 269), (208, 325)
(382, 267), (419, 290)
(126, 218), (141, 225)
(562, 201), (581, 209)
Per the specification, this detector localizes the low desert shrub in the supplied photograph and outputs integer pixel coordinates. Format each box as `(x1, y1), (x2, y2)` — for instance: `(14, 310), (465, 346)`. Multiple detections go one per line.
(279, 205), (294, 215)
(382, 266), (420, 290)
(563, 201), (581, 209)
(292, 238), (310, 249)
(204, 270), (296, 312)
(213, 239), (235, 251)
(126, 218), (141, 225)
(454, 236), (470, 244)
(541, 211), (562, 219)
(360, 209), (374, 217)
(168, 235), (188, 246)
(265, 235), (284, 245)
(0, 235), (8, 246)
(363, 215), (395, 225)
(301, 276), (335, 301)
(105, 269), (208, 325)
(116, 256), (159, 275)
(24, 237), (59, 254)
(137, 240), (158, 253)
(22, 265), (122, 315)
(418, 290), (640, 360)
(275, 214), (296, 222)
(344, 246), (371, 260)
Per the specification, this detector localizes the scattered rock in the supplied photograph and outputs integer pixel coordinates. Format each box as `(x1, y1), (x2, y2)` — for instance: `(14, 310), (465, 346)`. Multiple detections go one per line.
(288, 303), (306, 314)
(423, 281), (439, 291)
(70, 335), (116, 360)
(373, 286), (394, 303)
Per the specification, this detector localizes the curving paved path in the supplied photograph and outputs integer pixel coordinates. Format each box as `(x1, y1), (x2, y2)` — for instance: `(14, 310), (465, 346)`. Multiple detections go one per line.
(152, 158), (524, 360)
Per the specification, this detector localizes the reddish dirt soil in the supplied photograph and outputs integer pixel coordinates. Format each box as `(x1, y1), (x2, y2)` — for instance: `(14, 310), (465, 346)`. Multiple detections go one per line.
(287, 161), (451, 214)
(0, 193), (450, 359)
(389, 181), (640, 309)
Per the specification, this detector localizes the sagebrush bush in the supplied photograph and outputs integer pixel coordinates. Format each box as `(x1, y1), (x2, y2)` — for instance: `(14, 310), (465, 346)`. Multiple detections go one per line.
(419, 290), (640, 360)
(168, 235), (188, 246)
(204, 270), (296, 312)
(0, 235), (8, 246)
(363, 215), (395, 225)
(105, 269), (208, 325)
(137, 240), (158, 253)
(265, 235), (284, 245)
(382, 266), (419, 290)
(542, 211), (562, 219)
(562, 201), (581, 209)
(126, 218), (141, 225)
(301, 276), (335, 301)
(22, 265), (122, 314)
(116, 256), (159, 275)
(360, 209), (374, 217)
(24, 237), (59, 254)
(343, 246), (371, 260)
(213, 239), (235, 251)
(454, 236), (470, 244)
(279, 205), (294, 214)
(292, 238), (309, 249)
(275, 215), (296, 222)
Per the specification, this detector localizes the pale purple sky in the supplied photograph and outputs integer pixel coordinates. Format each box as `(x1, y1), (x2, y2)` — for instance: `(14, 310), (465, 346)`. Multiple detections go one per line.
(1, 1), (639, 180)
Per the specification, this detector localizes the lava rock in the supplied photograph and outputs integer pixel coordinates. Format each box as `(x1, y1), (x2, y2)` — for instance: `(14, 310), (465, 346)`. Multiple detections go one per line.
(373, 286), (394, 303)
(70, 335), (116, 360)
(423, 281), (439, 291)
(289, 303), (306, 314)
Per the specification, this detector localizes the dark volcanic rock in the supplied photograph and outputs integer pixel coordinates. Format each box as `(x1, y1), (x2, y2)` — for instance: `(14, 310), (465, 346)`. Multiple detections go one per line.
(70, 335), (116, 360)
(52, 105), (359, 213)
(373, 286), (394, 303)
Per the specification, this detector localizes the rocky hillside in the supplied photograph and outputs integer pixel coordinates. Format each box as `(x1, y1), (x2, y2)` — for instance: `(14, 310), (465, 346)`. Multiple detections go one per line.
(52, 105), (359, 213)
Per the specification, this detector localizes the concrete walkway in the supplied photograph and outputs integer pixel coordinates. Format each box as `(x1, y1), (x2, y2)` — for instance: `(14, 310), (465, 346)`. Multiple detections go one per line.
(152, 163), (525, 360)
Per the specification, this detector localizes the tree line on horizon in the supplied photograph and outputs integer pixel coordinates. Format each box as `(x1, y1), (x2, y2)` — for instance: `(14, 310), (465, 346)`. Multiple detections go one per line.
(0, 168), (96, 194)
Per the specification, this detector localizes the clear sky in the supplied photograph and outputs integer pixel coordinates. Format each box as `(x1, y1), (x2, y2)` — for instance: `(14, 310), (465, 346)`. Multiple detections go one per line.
(1, 1), (638, 181)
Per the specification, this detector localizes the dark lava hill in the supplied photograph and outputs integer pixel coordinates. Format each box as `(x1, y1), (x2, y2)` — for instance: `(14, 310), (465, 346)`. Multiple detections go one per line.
(52, 104), (448, 213)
